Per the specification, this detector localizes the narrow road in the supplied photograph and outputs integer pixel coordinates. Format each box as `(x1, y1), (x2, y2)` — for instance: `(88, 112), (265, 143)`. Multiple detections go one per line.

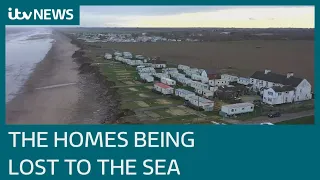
(222, 110), (314, 124)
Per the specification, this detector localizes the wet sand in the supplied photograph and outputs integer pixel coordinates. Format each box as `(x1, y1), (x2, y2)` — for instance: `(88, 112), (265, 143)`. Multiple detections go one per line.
(6, 32), (81, 124)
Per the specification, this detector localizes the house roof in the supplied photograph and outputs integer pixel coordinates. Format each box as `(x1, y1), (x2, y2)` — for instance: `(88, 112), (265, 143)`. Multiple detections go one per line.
(205, 69), (219, 75)
(271, 86), (295, 92)
(208, 74), (219, 80)
(154, 82), (172, 89)
(188, 95), (213, 103)
(250, 71), (303, 87)
(175, 89), (194, 94)
(222, 102), (254, 109)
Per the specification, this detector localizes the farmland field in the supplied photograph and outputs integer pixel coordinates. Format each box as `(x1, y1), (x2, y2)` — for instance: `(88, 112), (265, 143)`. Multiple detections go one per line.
(100, 40), (314, 87)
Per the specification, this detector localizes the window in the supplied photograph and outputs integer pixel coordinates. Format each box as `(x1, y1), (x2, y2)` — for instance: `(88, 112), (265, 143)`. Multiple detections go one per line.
(278, 92), (282, 96)
(268, 92), (273, 96)
(250, 107), (253, 109)
(231, 109), (234, 112)
(300, 89), (302, 93)
(242, 108), (245, 110)
(268, 98), (272, 102)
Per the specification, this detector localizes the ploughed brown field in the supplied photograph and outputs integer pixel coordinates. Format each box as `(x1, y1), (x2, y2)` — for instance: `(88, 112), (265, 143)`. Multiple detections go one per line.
(101, 40), (314, 87)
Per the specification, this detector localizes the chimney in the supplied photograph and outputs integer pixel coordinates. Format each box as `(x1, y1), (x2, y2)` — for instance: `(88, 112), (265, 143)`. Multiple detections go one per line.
(287, 72), (294, 78)
(264, 69), (271, 74)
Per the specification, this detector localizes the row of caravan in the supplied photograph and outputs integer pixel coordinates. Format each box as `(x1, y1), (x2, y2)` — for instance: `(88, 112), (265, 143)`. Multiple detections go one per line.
(153, 83), (214, 111)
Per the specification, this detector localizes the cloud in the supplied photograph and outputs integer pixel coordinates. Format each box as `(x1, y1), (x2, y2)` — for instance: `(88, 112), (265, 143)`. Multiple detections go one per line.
(80, 6), (315, 28)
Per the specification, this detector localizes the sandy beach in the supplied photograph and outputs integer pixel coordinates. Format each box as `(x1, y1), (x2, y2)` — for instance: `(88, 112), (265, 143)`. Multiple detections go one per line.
(6, 32), (81, 124)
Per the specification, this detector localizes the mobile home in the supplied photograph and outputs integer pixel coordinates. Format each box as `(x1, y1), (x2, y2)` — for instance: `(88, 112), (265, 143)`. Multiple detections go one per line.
(237, 77), (250, 85)
(185, 68), (200, 77)
(128, 60), (143, 66)
(187, 95), (214, 111)
(191, 74), (209, 83)
(154, 73), (170, 79)
(177, 77), (193, 86)
(196, 88), (214, 98)
(140, 74), (154, 83)
(123, 52), (133, 59)
(178, 64), (190, 71)
(209, 79), (229, 86)
(174, 89), (195, 100)
(221, 74), (239, 82)
(162, 68), (178, 74)
(210, 86), (218, 92)
(170, 72), (185, 79)
(136, 65), (145, 71)
(190, 81), (209, 90)
(220, 103), (254, 116)
(104, 53), (112, 60)
(138, 67), (156, 74)
(114, 52), (122, 57)
(161, 77), (176, 86)
(153, 83), (174, 95)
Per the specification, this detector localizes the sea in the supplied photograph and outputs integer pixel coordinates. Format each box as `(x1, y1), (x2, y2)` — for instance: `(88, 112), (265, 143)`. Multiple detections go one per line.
(5, 27), (54, 103)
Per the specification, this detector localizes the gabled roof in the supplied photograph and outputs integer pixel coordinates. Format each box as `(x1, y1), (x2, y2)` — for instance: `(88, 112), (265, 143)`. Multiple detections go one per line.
(272, 86), (295, 92)
(207, 74), (219, 80)
(205, 69), (219, 75)
(250, 71), (303, 87)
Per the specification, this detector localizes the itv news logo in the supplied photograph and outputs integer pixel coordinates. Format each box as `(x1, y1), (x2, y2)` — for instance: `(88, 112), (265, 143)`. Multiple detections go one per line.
(8, 8), (74, 20)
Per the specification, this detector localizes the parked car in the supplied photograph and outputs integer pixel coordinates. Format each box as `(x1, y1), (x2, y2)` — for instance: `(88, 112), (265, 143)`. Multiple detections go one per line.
(268, 112), (281, 118)
(260, 122), (274, 125)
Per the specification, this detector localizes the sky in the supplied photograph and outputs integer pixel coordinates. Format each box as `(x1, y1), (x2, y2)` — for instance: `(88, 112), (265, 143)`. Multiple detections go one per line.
(80, 6), (315, 28)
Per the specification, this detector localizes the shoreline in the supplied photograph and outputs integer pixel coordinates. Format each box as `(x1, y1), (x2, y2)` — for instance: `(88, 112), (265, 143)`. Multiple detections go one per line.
(6, 32), (82, 124)
(6, 30), (121, 124)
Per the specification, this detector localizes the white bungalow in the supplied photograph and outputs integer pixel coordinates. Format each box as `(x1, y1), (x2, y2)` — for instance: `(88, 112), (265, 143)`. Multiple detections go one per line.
(220, 103), (254, 116)
(175, 89), (195, 100)
(178, 64), (190, 71)
(251, 70), (312, 103)
(237, 77), (250, 85)
(187, 95), (214, 111)
(161, 77), (176, 86)
(262, 86), (295, 105)
(208, 79), (229, 87)
(153, 83), (174, 95)
(104, 53), (112, 60)
(221, 74), (239, 82)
